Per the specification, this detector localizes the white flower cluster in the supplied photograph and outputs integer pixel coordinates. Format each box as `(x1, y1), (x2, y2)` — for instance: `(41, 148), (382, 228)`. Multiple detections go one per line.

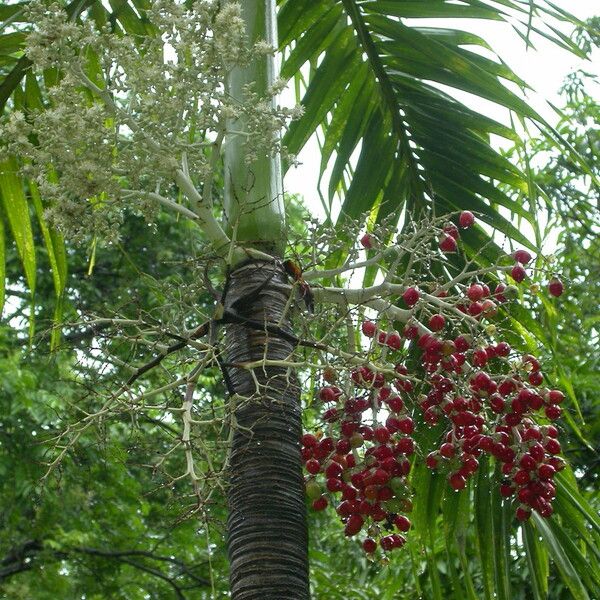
(2, 0), (299, 244)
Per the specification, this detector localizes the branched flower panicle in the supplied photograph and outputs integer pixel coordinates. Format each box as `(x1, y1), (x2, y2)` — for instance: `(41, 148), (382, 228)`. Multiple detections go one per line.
(1, 0), (298, 244)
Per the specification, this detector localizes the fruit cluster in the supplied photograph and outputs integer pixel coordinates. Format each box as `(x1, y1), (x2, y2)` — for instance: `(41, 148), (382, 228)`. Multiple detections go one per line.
(304, 211), (566, 555)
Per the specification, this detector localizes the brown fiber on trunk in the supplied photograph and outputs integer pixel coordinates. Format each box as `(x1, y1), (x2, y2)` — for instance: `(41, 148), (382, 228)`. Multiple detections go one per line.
(224, 260), (309, 600)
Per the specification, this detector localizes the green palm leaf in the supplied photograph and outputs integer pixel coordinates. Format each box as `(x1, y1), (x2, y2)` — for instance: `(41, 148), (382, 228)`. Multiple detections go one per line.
(280, 0), (584, 248)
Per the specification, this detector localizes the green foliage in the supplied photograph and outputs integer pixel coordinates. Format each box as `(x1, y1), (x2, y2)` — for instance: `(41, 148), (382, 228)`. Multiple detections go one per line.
(0, 2), (598, 599)
(279, 0), (588, 246)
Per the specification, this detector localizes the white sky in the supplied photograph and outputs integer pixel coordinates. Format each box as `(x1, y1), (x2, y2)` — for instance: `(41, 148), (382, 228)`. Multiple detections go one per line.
(283, 0), (599, 221)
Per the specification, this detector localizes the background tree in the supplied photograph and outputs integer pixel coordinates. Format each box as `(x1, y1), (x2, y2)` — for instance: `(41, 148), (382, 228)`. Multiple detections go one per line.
(0, 2), (598, 599)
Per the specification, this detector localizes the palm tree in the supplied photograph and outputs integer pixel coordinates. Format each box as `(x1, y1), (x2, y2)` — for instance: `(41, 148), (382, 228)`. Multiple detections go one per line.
(0, 1), (598, 599)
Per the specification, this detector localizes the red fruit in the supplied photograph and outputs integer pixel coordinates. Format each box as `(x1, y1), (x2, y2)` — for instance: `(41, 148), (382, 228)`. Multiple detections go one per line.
(481, 299), (497, 316)
(537, 498), (554, 518)
(494, 283), (507, 302)
(496, 342), (511, 357)
(344, 514), (364, 536)
(530, 443), (545, 463)
(398, 417), (414, 435)
(394, 515), (411, 532)
(545, 438), (561, 455)
(362, 538), (377, 553)
(418, 333), (434, 349)
(341, 421), (358, 437)
(548, 277), (564, 297)
(468, 301), (483, 316)
(443, 223), (460, 240)
(377, 486), (393, 502)
(472, 348), (488, 368)
(360, 426), (374, 441)
(312, 496), (328, 511)
(386, 332), (402, 350)
(402, 287), (420, 307)
(306, 459), (321, 474)
(301, 447), (312, 461)
(323, 408), (339, 423)
(302, 434), (318, 448)
(514, 470), (530, 485)
(461, 456), (479, 475)
(336, 439), (351, 454)
(428, 314), (446, 331)
(395, 437), (415, 455)
(314, 439), (332, 460)
(374, 427), (391, 444)
(326, 478), (343, 492)
(529, 371), (544, 386)
(364, 485), (378, 501)
(547, 390), (564, 405)
(500, 483), (515, 497)
(467, 284), (485, 302)
(387, 395), (404, 413)
(517, 487), (532, 504)
(439, 443), (455, 459)
(538, 464), (556, 480)
(426, 452), (439, 469)
(360, 233), (374, 249)
(520, 454), (537, 471)
(523, 354), (541, 371)
(380, 535), (395, 551)
(515, 506), (531, 521)
(511, 264), (527, 283)
(362, 320), (377, 337)
(372, 468), (390, 486)
(385, 416), (401, 433)
(440, 235), (457, 253)
(325, 462), (343, 479)
(498, 379), (515, 397)
(478, 436), (494, 452)
(371, 506), (388, 522)
(545, 405), (562, 421)
(454, 335), (471, 352)
(423, 407), (439, 425)
(378, 387), (392, 401)
(449, 473), (467, 491)
(459, 210), (475, 228)
(473, 370), (492, 390)
(403, 324), (418, 339)
(513, 249), (532, 265)
(373, 373), (385, 389)
(523, 427), (542, 442)
(319, 386), (341, 403)
(350, 472), (365, 489)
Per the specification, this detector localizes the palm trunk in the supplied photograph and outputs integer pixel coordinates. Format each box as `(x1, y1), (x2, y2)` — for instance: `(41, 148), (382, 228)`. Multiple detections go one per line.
(224, 260), (309, 599)
(222, 1), (308, 595)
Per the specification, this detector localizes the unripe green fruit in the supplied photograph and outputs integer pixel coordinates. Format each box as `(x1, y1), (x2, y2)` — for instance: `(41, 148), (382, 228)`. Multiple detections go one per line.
(389, 477), (405, 493)
(349, 432), (364, 448)
(306, 480), (322, 500)
(503, 285), (518, 300)
(383, 498), (403, 513)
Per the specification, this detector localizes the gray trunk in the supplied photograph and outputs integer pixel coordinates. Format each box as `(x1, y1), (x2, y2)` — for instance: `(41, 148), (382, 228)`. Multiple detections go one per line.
(224, 261), (309, 599)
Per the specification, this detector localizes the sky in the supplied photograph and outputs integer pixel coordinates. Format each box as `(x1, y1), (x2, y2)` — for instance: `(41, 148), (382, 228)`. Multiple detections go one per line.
(282, 0), (599, 221)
